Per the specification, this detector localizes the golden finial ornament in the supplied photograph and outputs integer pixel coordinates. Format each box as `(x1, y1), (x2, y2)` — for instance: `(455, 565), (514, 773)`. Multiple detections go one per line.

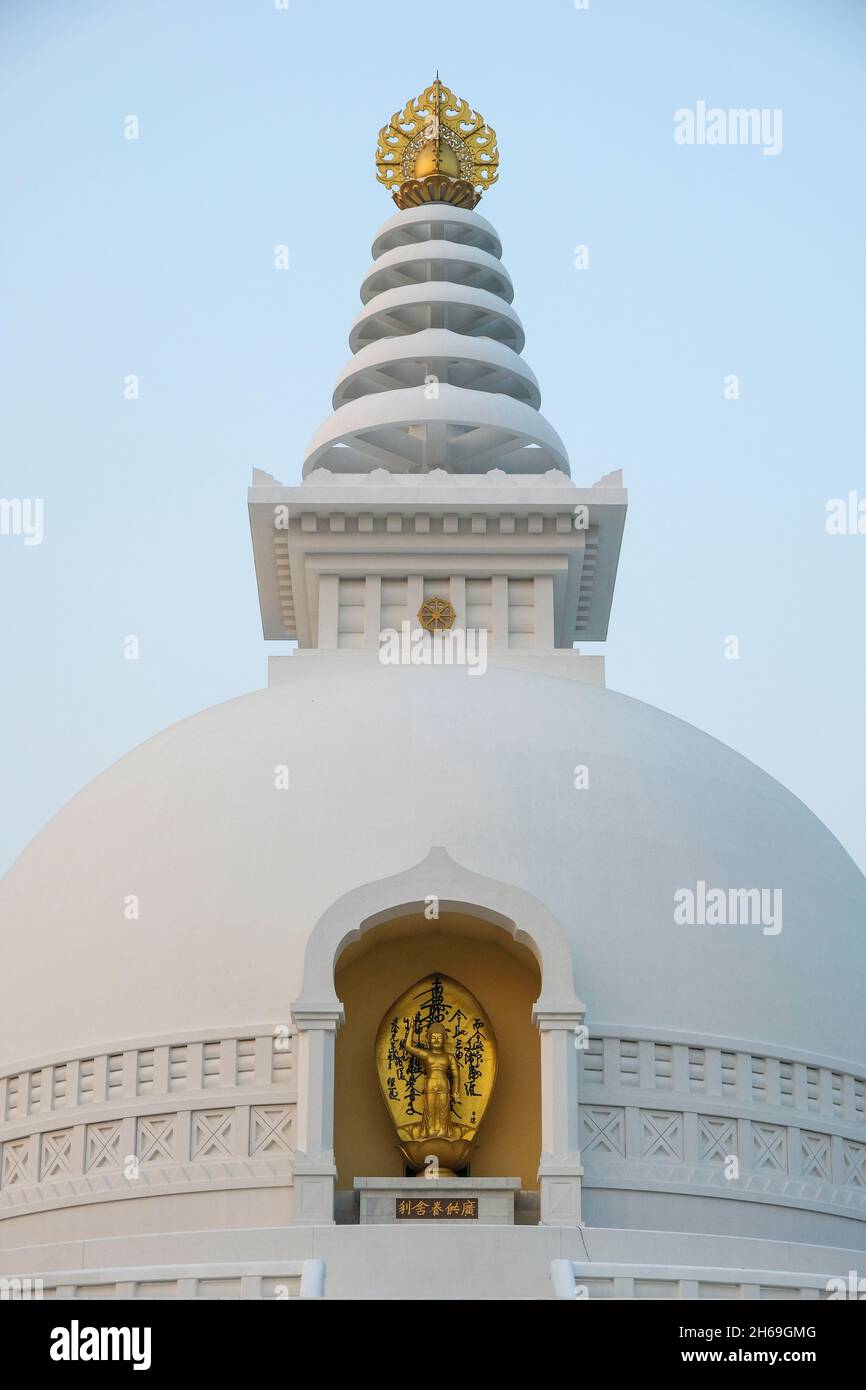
(375, 77), (499, 210)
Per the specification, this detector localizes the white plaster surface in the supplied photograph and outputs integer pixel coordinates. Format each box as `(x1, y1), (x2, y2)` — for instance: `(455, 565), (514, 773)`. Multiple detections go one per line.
(2, 1223), (863, 1301)
(2, 663), (862, 1068)
(3, 196), (864, 1296)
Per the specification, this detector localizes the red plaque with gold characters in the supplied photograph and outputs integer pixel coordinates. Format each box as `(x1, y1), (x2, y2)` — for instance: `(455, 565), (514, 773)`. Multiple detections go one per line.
(396, 1197), (478, 1220)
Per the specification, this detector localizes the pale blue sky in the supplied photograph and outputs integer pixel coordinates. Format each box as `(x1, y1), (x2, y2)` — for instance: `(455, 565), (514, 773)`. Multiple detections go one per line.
(1, 0), (864, 874)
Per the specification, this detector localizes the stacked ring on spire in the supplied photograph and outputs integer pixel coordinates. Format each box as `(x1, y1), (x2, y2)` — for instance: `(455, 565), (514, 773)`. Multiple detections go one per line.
(359, 242), (514, 305)
(302, 204), (570, 478)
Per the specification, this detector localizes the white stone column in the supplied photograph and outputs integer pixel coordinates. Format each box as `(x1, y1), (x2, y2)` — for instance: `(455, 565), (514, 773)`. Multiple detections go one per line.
(535, 1007), (584, 1225)
(449, 574), (466, 629)
(533, 575), (555, 648)
(364, 575), (382, 649)
(317, 575), (339, 649)
(289, 1004), (343, 1225)
(406, 574), (424, 626)
(491, 574), (509, 649)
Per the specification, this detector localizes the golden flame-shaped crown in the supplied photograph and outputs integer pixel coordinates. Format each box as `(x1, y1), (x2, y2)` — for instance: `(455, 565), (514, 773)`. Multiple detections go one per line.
(375, 77), (499, 210)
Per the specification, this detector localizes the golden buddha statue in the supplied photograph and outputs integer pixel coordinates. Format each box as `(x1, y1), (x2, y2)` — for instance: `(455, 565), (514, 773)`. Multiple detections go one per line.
(404, 1023), (461, 1140)
(375, 973), (498, 1175)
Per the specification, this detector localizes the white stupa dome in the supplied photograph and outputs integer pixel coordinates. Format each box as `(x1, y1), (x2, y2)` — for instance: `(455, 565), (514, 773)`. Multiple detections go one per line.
(2, 666), (863, 1068)
(2, 100), (864, 1298)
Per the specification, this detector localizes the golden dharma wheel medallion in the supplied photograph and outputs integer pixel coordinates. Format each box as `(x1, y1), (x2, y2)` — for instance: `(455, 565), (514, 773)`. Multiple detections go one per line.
(375, 973), (497, 1175)
(417, 596), (455, 632)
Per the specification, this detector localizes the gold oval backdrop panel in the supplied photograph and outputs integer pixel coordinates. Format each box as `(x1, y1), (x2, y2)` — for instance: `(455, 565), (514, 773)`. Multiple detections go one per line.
(375, 973), (497, 1152)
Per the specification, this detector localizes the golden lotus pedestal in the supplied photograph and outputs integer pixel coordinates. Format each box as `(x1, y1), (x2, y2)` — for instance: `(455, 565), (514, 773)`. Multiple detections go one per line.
(398, 1135), (474, 1177)
(354, 1177), (521, 1225)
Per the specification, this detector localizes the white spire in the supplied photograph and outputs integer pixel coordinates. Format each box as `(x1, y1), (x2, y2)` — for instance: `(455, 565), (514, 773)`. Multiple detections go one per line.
(302, 204), (570, 478)
(249, 203), (626, 653)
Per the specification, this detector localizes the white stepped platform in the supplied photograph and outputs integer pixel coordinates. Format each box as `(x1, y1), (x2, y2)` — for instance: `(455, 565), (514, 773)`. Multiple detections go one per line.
(2, 1224), (862, 1301)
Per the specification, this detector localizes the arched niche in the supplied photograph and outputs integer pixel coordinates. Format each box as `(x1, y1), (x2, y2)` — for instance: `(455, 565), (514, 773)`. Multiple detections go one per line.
(289, 848), (585, 1226)
(334, 910), (542, 1194)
